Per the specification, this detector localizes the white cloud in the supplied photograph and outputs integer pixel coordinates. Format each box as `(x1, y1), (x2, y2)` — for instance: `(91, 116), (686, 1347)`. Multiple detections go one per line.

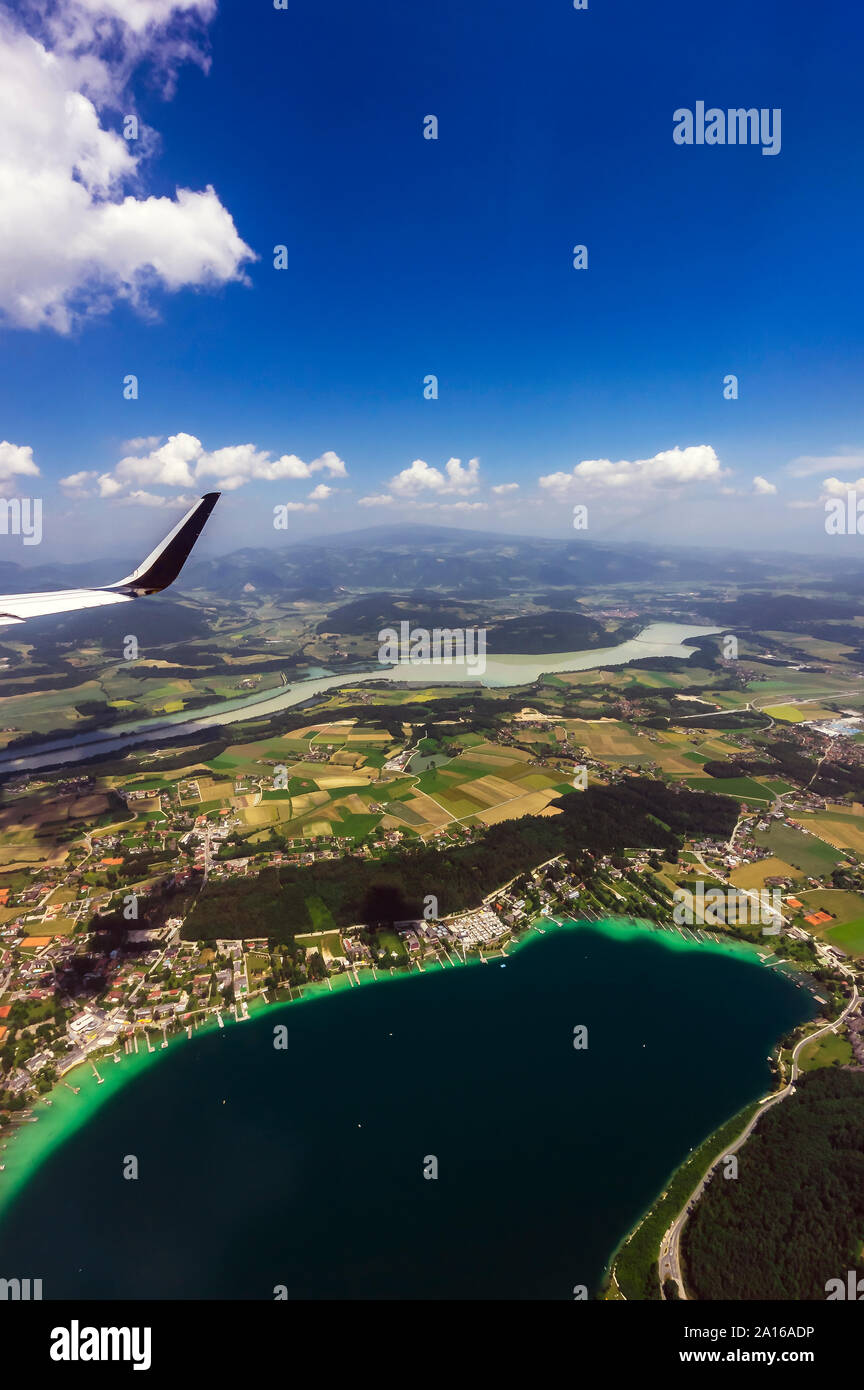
(539, 445), (724, 493)
(492, 483), (519, 495)
(0, 4), (253, 333)
(389, 456), (480, 496)
(121, 435), (162, 453)
(115, 432), (200, 488)
(413, 500), (488, 513)
(787, 452), (864, 478)
(119, 489), (196, 507)
(357, 494), (394, 507)
(0, 440), (40, 496)
(390, 458), (447, 496)
(311, 450), (347, 478)
(821, 476), (864, 498)
(308, 484), (332, 501)
(62, 2), (217, 38)
(100, 433), (349, 495)
(443, 457), (480, 494)
(752, 475), (777, 495)
(98, 473), (125, 498)
(60, 468), (97, 497)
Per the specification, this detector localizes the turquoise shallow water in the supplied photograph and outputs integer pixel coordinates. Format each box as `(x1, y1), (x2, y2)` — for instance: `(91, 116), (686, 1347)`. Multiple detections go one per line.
(0, 922), (812, 1299)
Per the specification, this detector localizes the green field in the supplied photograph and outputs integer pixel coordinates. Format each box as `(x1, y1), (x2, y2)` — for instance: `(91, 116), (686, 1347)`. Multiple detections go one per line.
(685, 776), (774, 805)
(331, 810), (381, 839)
(753, 824), (843, 876)
(761, 704), (809, 723)
(798, 1033), (854, 1070)
(825, 919), (864, 957)
(303, 898), (338, 932)
(796, 889), (864, 925)
(377, 929), (408, 960)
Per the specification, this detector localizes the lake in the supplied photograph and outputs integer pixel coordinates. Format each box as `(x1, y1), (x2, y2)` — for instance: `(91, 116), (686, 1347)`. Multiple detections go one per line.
(0, 920), (812, 1299)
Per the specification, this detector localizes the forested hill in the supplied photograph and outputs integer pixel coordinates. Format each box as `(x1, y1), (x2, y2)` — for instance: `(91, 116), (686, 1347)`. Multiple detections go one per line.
(184, 778), (736, 943)
(683, 1068), (864, 1300)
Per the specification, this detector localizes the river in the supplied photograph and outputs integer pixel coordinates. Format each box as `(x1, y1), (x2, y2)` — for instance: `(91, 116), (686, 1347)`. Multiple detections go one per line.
(0, 622), (720, 773)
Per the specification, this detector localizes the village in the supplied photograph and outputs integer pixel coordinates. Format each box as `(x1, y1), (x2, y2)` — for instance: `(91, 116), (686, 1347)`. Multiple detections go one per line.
(3, 699), (864, 1123)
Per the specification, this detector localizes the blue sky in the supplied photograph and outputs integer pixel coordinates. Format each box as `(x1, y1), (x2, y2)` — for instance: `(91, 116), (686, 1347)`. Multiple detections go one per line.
(2, 0), (864, 561)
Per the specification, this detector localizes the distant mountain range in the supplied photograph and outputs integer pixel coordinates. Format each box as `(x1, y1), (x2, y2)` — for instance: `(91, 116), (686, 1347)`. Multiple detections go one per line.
(180, 525), (864, 600)
(5, 527), (864, 644)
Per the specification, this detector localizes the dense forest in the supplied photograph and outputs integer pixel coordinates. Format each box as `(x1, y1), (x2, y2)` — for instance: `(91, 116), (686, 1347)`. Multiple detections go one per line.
(683, 1069), (864, 1300)
(184, 777), (737, 943)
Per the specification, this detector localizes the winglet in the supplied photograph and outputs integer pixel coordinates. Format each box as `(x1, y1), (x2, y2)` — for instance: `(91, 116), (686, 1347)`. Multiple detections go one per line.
(105, 493), (220, 596)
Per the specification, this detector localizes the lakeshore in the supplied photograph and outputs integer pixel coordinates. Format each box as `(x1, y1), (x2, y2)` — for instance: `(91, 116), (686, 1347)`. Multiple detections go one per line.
(0, 914), (814, 1297)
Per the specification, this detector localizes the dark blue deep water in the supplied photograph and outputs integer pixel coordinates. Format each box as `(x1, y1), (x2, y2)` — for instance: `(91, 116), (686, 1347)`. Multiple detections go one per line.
(0, 928), (813, 1299)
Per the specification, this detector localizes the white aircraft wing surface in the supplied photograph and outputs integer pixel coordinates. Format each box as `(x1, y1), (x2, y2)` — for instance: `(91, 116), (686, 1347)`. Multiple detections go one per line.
(0, 493), (220, 629)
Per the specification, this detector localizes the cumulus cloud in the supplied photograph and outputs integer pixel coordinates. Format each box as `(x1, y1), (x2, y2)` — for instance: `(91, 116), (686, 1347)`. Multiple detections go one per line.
(59, 468), (97, 497)
(115, 432), (201, 488)
(443, 457), (480, 494)
(539, 445), (725, 494)
(0, 2), (253, 332)
(308, 484), (332, 501)
(0, 440), (40, 496)
(357, 494), (394, 508)
(389, 456), (481, 496)
(97, 473), (125, 498)
(94, 433), (348, 496)
(752, 475), (777, 495)
(820, 476), (864, 498)
(491, 483), (519, 495)
(390, 459), (447, 496)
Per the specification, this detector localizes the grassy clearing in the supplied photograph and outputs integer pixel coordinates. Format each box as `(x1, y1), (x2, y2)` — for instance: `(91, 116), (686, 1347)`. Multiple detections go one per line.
(685, 776), (773, 805)
(753, 823), (843, 876)
(797, 1033), (853, 1070)
(826, 919), (864, 956)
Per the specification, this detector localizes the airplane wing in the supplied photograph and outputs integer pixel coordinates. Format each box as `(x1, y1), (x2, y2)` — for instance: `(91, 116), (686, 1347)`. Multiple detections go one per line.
(0, 492), (220, 629)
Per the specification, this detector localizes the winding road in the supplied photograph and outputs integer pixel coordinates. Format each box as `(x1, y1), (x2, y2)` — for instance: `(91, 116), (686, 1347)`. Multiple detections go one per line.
(657, 981), (860, 1298)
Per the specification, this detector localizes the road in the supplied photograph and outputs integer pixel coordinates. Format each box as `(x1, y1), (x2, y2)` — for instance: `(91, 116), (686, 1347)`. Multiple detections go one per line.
(657, 981), (860, 1298)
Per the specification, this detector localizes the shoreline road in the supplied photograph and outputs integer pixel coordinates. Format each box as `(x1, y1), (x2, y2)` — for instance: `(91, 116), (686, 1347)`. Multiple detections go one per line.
(657, 982), (859, 1299)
